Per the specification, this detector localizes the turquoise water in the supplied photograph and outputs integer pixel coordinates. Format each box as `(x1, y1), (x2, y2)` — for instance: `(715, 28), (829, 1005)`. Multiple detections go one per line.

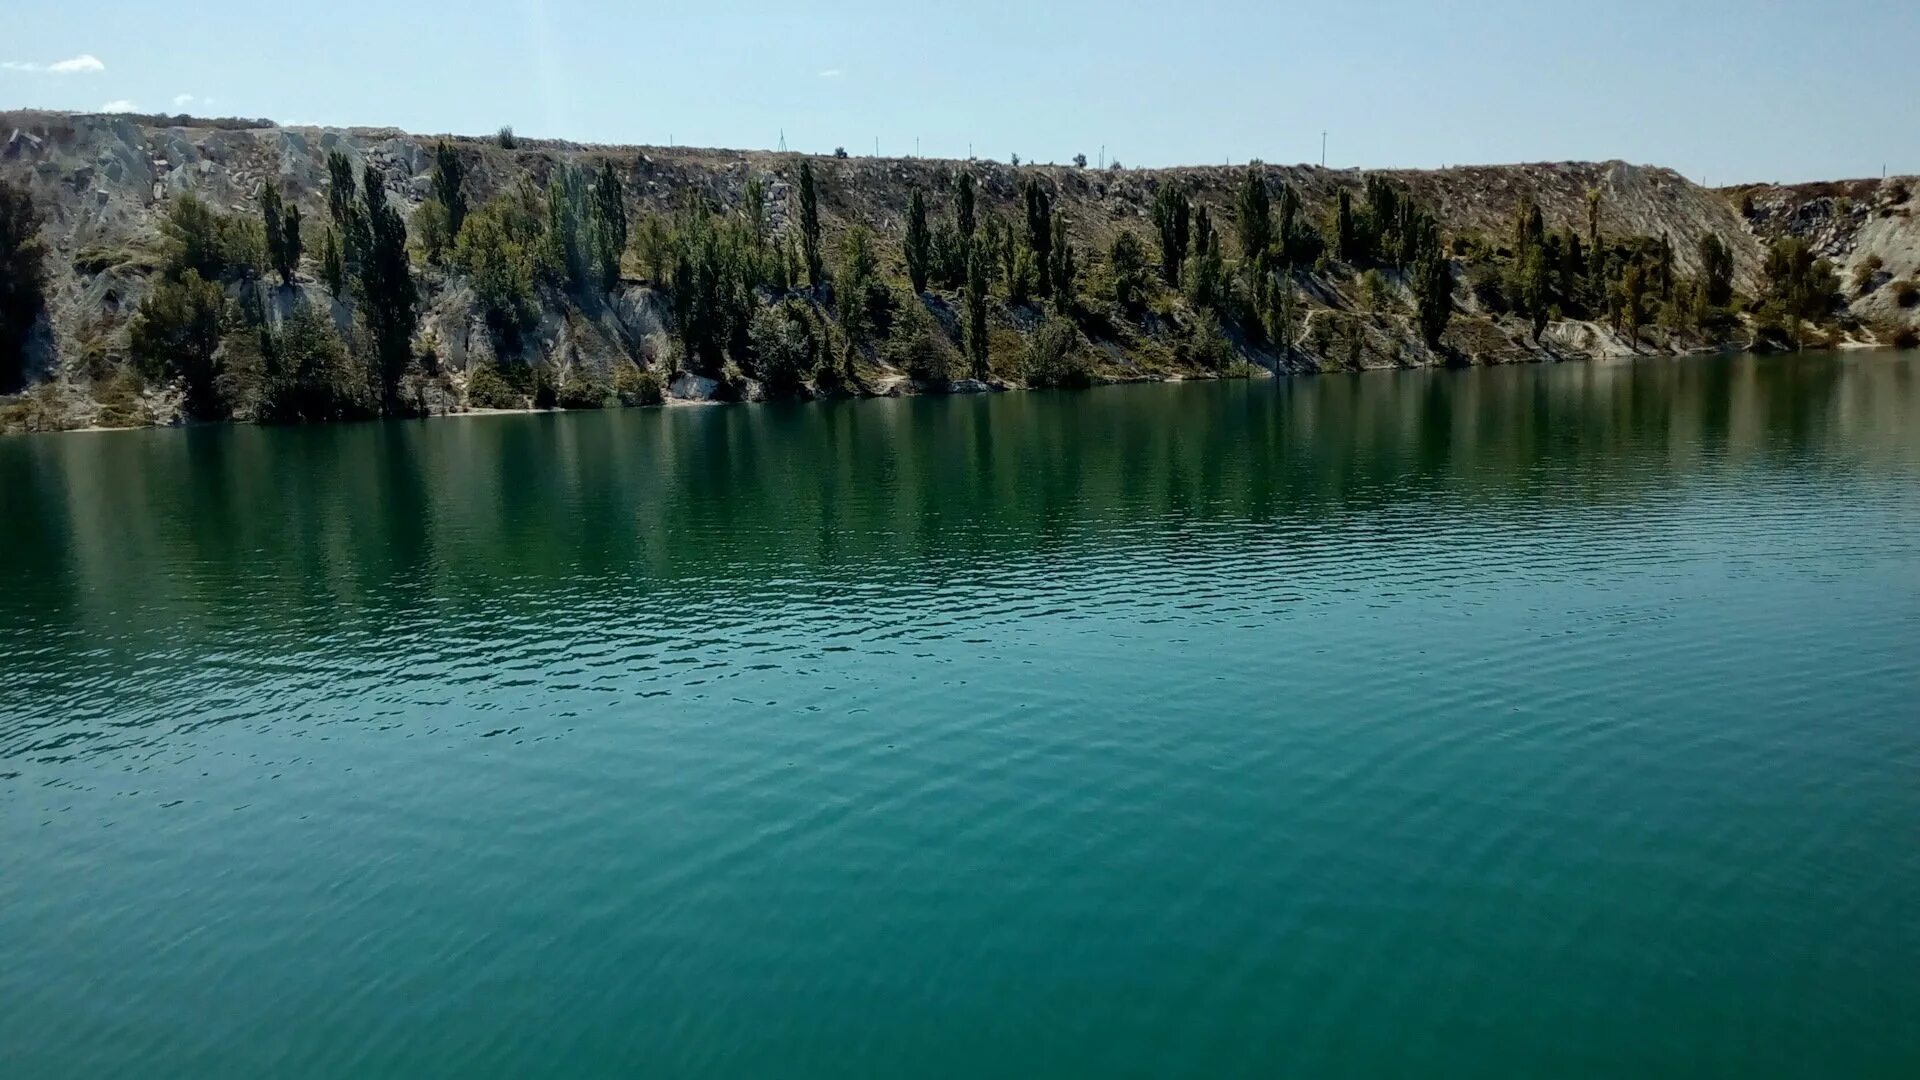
(3, 353), (1918, 1076)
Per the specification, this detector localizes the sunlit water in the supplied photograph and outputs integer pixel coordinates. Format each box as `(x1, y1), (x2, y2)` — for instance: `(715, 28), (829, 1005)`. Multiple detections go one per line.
(3, 353), (1918, 1077)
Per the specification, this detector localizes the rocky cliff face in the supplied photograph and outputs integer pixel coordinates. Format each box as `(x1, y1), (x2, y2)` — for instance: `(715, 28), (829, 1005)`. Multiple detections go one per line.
(3, 109), (1915, 429)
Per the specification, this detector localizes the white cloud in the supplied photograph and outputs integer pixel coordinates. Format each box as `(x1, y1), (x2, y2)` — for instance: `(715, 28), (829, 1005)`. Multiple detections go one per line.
(173, 93), (195, 108)
(817, 68), (842, 79)
(100, 100), (138, 114)
(3, 53), (105, 74)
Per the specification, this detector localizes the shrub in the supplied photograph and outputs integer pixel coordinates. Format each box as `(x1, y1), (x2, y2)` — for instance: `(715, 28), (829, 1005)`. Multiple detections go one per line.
(1892, 326), (1918, 350)
(129, 270), (227, 416)
(1022, 317), (1091, 388)
(614, 363), (665, 406)
(883, 296), (957, 389)
(258, 301), (369, 423)
(750, 302), (817, 397)
(556, 370), (612, 409)
(1361, 269), (1390, 312)
(1, 176), (49, 392)
(465, 363), (526, 409)
(496, 126), (517, 150)
(1180, 309), (1236, 371)
(1894, 280), (1919, 309)
(161, 194), (262, 282)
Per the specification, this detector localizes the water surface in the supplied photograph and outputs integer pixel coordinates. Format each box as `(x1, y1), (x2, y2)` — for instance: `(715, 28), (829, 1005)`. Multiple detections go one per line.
(3, 353), (1918, 1076)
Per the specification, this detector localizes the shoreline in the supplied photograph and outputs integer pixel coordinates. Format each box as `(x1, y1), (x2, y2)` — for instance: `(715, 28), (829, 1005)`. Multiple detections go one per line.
(11, 340), (1898, 438)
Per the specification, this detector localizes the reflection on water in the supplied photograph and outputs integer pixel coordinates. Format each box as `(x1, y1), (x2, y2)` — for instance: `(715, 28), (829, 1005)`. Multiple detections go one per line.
(2, 352), (1918, 1077)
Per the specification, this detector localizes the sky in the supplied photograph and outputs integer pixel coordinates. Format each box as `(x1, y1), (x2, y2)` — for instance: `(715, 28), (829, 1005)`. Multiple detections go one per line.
(3, 0), (1915, 185)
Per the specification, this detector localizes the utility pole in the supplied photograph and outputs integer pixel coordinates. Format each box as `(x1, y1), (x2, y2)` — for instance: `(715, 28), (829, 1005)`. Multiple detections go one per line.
(1321, 131), (1327, 168)
(778, 129), (787, 153)
(1099, 145), (1105, 169)
(875, 136), (880, 157)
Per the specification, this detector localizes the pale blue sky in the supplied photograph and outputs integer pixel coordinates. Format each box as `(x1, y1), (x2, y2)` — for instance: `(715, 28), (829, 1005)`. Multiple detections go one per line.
(4, 0), (1914, 184)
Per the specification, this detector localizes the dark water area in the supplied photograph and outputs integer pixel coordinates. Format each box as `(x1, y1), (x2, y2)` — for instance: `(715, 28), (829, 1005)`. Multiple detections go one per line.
(3, 352), (1918, 1076)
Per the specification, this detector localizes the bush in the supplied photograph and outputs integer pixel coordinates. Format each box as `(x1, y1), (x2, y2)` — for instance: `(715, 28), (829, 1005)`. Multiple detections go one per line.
(750, 302), (818, 397)
(129, 270), (227, 416)
(556, 370), (612, 409)
(496, 126), (517, 150)
(1894, 280), (1920, 309)
(882, 296), (957, 389)
(1893, 326), (1919, 350)
(614, 363), (665, 406)
(1022, 317), (1091, 389)
(465, 363), (526, 409)
(1179, 310), (1236, 371)
(258, 300), (370, 423)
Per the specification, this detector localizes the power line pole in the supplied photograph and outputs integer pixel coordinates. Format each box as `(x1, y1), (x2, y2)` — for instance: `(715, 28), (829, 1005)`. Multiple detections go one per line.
(1321, 131), (1327, 168)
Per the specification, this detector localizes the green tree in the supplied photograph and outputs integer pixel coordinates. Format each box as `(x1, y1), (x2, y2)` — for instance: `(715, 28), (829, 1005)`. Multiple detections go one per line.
(1522, 246), (1551, 340)
(162, 194), (261, 282)
(835, 225), (879, 379)
(593, 158), (629, 290)
(1237, 163), (1273, 267)
(260, 299), (368, 422)
(1151, 181), (1190, 285)
(319, 228), (346, 295)
(798, 159), (823, 287)
(260, 182), (305, 285)
(130, 270), (225, 416)
(453, 194), (544, 343)
(1, 177), (49, 391)
(358, 164), (419, 410)
(1698, 233), (1734, 308)
(1183, 205), (1225, 313)
(1024, 178), (1054, 298)
(1620, 256), (1649, 346)
(1048, 214), (1076, 313)
(964, 241), (990, 379)
(956, 171), (977, 241)
(1108, 230), (1149, 311)
(904, 188), (932, 293)
(433, 141), (468, 239)
(1761, 236), (1840, 348)
(749, 300), (817, 398)
(1414, 248), (1453, 348)
(1335, 188), (1356, 262)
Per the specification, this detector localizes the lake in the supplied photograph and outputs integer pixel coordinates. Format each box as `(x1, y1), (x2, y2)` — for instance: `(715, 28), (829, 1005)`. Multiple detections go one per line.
(3, 352), (1918, 1077)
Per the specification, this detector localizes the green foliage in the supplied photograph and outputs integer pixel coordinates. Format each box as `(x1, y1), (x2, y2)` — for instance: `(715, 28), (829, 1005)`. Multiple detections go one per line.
(929, 220), (967, 289)
(1182, 308), (1236, 371)
(319, 228), (346, 294)
(1698, 232), (1735, 308)
(1335, 188), (1356, 262)
(884, 295), (957, 388)
(1853, 254), (1884, 296)
(750, 300), (818, 397)
(1261, 269), (1297, 352)
(1151, 181), (1190, 285)
(1360, 269), (1390, 312)
(1237, 164), (1273, 267)
(0, 177), (49, 391)
(614, 362), (666, 406)
(433, 141), (468, 238)
(355, 164), (420, 409)
(1024, 178), (1054, 298)
(1760, 236), (1840, 347)
(1414, 249), (1453, 349)
(1107, 230), (1150, 312)
(964, 242), (990, 379)
(1022, 316), (1090, 389)
(453, 192), (543, 343)
(835, 225), (881, 377)
(130, 270), (226, 416)
(666, 199), (778, 376)
(1182, 205), (1227, 313)
(798, 160), (823, 287)
(258, 299), (368, 422)
(465, 363), (526, 409)
(1048, 214), (1076, 313)
(592, 159), (629, 290)
(411, 199), (452, 267)
(556, 369), (613, 409)
(162, 194), (262, 282)
(955, 171), (977, 241)
(496, 126), (517, 150)
(904, 188), (932, 293)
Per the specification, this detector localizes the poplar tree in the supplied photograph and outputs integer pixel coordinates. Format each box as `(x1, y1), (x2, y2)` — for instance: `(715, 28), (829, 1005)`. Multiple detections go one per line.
(1151, 182), (1190, 286)
(964, 242), (990, 379)
(956, 171), (976, 241)
(905, 188), (931, 293)
(798, 160), (823, 287)
(1024, 178), (1053, 298)
(1237, 164), (1272, 267)
(433, 141), (467, 239)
